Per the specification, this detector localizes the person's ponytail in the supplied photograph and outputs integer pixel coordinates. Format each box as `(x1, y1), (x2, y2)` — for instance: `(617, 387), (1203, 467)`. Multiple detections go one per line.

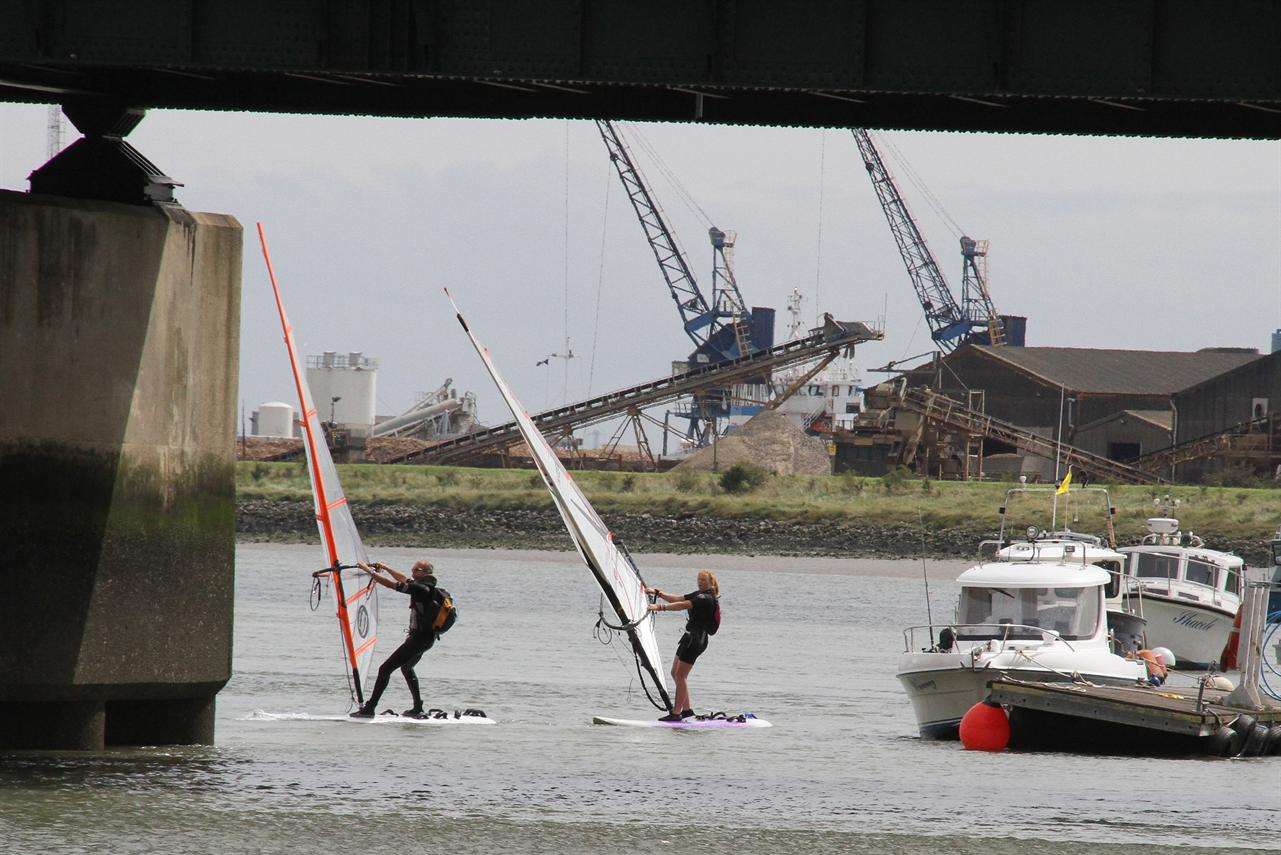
(703, 570), (720, 599)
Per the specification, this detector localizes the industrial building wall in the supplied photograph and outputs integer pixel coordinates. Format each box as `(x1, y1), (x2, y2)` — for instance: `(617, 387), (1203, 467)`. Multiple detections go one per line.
(932, 350), (1171, 435)
(933, 349), (1062, 429)
(1174, 351), (1281, 444)
(1070, 395), (1174, 434)
(1074, 415), (1172, 461)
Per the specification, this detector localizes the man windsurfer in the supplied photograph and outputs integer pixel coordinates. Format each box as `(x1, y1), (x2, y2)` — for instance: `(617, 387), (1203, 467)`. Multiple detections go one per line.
(349, 560), (455, 718)
(646, 570), (720, 722)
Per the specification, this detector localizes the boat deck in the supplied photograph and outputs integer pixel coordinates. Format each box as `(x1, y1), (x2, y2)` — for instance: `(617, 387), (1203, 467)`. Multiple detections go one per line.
(987, 678), (1280, 739)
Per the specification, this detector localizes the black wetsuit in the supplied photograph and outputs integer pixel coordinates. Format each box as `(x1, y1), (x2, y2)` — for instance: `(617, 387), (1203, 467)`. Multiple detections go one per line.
(675, 589), (717, 666)
(363, 580), (443, 710)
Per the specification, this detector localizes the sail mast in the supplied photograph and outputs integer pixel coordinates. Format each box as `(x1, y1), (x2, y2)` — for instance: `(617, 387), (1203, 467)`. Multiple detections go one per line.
(446, 289), (671, 710)
(258, 223), (377, 704)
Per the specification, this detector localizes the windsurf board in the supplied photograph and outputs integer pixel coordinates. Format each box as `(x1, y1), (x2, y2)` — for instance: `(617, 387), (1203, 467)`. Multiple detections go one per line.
(246, 710), (496, 726)
(592, 714), (771, 730)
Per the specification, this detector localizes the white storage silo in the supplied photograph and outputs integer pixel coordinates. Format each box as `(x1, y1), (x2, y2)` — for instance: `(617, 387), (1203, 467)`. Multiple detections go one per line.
(255, 402), (295, 438)
(305, 351), (378, 431)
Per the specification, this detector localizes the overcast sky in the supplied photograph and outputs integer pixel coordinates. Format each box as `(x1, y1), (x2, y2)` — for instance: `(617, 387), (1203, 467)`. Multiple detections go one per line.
(1, 104), (1278, 433)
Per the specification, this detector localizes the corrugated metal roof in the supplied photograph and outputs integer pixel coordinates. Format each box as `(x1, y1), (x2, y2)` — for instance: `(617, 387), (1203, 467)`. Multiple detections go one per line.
(1175, 349), (1280, 398)
(966, 346), (1259, 395)
(1125, 409), (1174, 430)
(1076, 408), (1173, 434)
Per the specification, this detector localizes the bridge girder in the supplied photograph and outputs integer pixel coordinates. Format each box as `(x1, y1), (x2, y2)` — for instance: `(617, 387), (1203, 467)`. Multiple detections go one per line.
(1, 1), (1280, 139)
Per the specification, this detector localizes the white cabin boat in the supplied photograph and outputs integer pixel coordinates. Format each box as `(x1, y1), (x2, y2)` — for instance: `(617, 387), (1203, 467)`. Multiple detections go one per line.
(1111, 518), (1243, 670)
(897, 546), (1145, 739)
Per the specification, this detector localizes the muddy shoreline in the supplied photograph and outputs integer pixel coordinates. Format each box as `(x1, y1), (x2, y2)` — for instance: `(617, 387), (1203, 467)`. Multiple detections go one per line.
(236, 497), (1270, 563)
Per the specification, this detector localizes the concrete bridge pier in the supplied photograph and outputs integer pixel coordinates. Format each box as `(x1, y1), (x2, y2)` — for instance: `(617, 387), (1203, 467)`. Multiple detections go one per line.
(0, 131), (241, 748)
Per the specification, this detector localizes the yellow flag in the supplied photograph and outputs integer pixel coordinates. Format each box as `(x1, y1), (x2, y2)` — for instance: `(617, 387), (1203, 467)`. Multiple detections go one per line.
(1056, 467), (1072, 495)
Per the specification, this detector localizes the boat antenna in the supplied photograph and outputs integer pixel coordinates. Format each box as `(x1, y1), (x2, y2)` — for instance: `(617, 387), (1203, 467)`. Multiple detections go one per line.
(918, 508), (934, 632)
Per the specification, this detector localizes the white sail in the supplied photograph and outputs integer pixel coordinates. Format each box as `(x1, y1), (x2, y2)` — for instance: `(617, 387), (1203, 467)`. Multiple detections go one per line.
(447, 290), (672, 710)
(259, 224), (379, 704)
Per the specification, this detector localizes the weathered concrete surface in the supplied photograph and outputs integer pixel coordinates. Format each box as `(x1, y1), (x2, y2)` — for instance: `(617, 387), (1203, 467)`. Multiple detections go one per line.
(0, 191), (240, 748)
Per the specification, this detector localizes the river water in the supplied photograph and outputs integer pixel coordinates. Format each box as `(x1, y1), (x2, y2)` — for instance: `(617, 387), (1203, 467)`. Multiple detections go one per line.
(2, 543), (1277, 854)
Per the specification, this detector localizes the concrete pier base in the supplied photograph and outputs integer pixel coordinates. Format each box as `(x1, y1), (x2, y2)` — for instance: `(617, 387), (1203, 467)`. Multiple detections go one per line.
(0, 701), (105, 751)
(0, 191), (241, 749)
(106, 697), (216, 746)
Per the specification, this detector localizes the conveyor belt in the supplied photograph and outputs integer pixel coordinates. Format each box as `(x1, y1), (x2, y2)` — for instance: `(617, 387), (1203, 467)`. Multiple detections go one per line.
(392, 316), (881, 465)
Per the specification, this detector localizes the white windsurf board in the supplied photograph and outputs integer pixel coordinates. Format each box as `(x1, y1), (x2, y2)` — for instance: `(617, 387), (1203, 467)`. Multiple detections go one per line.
(246, 710), (497, 726)
(592, 714), (771, 730)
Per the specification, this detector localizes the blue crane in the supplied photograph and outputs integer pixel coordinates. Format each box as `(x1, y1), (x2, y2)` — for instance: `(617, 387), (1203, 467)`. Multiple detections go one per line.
(852, 129), (1003, 352)
(595, 119), (753, 363)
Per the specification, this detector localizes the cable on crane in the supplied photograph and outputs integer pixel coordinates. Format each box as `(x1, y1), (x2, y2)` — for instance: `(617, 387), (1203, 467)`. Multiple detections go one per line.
(562, 120), (571, 370)
(608, 122), (701, 292)
(628, 124), (714, 227)
(877, 132), (964, 239)
(586, 167), (611, 397)
(814, 130), (826, 323)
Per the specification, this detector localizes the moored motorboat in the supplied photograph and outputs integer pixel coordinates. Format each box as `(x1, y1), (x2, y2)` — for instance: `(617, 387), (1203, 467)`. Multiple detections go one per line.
(1112, 518), (1243, 670)
(897, 551), (1146, 738)
(897, 486), (1146, 739)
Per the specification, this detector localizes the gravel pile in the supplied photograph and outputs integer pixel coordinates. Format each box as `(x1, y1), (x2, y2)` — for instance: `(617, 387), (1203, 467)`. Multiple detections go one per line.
(673, 410), (830, 475)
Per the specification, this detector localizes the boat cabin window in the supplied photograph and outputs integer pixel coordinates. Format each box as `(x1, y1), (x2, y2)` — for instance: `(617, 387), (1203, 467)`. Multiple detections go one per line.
(1133, 552), (1179, 580)
(1223, 565), (1240, 596)
(1185, 558), (1217, 588)
(957, 585), (1101, 641)
(1096, 560), (1123, 598)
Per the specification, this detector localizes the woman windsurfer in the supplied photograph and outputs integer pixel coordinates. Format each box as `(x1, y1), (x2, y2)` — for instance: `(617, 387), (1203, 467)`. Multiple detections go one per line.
(647, 570), (720, 722)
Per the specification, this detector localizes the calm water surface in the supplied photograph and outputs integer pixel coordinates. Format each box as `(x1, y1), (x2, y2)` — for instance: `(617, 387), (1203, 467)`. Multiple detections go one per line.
(1, 543), (1277, 854)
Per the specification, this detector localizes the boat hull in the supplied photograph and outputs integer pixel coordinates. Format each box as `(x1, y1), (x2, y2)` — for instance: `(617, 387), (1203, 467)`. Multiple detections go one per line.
(1134, 594), (1235, 669)
(896, 662), (1138, 739)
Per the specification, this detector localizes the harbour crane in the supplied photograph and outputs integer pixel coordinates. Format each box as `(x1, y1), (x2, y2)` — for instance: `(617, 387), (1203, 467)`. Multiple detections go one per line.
(595, 120), (754, 363)
(596, 120), (768, 445)
(851, 129), (1004, 352)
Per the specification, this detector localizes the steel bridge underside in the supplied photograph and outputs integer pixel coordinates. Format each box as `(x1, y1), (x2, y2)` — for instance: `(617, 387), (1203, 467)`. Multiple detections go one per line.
(3, 1), (1281, 139)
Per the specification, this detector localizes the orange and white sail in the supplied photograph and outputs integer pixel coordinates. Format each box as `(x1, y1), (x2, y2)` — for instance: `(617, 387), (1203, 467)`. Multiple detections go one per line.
(258, 223), (379, 704)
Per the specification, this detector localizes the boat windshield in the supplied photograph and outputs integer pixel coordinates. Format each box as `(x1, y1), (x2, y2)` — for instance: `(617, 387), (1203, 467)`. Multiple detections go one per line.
(1133, 552), (1179, 580)
(957, 585), (1101, 641)
(1184, 558), (1218, 588)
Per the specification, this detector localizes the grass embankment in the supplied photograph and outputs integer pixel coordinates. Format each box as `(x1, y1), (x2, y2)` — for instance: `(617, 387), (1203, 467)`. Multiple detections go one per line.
(235, 461), (1281, 560)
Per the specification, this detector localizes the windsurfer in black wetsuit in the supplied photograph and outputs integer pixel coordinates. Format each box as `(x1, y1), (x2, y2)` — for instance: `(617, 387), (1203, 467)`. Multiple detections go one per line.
(349, 559), (454, 719)
(646, 570), (720, 722)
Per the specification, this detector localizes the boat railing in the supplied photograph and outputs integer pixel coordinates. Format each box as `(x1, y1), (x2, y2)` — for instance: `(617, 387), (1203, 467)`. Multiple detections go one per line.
(903, 622), (1074, 654)
(1140, 532), (1204, 548)
(1130, 572), (1223, 601)
(977, 539), (1005, 561)
(1110, 568), (1145, 620)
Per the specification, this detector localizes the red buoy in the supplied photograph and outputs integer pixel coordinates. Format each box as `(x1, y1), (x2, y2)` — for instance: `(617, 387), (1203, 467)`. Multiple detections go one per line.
(1220, 609), (1243, 670)
(959, 701), (1010, 751)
